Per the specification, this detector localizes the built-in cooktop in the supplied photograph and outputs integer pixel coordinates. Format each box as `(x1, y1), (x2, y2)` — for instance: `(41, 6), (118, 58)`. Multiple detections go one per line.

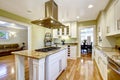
(35, 47), (61, 52)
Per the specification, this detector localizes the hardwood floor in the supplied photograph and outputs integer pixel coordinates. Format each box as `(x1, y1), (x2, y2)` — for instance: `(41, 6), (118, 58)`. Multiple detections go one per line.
(57, 54), (102, 80)
(0, 54), (102, 80)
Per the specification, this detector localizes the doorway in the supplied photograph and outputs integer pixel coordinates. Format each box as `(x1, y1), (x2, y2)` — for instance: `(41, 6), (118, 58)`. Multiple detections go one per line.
(78, 25), (96, 58)
(0, 17), (31, 50)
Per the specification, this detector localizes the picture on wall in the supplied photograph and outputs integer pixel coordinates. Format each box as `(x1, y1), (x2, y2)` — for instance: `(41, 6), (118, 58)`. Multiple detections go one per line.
(0, 31), (9, 39)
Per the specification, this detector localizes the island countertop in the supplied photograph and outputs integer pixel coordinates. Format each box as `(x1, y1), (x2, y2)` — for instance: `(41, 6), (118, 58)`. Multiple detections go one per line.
(95, 46), (120, 66)
(12, 47), (67, 59)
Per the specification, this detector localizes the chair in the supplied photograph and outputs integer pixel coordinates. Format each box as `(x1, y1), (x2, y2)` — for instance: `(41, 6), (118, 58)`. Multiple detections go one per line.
(81, 45), (88, 54)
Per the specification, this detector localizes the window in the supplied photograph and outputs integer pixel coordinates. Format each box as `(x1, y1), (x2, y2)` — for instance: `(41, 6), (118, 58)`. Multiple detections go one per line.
(0, 31), (9, 39)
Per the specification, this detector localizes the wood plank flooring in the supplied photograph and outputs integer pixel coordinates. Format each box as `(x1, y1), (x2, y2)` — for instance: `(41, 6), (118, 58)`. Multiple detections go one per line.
(0, 54), (102, 80)
(57, 54), (102, 80)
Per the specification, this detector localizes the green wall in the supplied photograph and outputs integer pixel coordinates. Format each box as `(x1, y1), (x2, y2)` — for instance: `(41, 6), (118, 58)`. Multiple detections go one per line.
(116, 38), (120, 46)
(0, 9), (30, 24)
(0, 9), (49, 49)
(77, 20), (97, 27)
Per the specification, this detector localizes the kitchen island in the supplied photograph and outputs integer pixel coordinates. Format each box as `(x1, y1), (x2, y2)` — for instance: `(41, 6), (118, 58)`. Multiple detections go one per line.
(12, 47), (67, 80)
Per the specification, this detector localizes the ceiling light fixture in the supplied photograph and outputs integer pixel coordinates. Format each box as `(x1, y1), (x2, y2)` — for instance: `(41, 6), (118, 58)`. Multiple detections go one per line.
(88, 4), (93, 8)
(62, 19), (64, 22)
(76, 16), (80, 19)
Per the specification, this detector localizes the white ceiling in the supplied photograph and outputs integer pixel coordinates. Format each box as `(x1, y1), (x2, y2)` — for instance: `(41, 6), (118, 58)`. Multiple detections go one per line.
(0, 0), (109, 22)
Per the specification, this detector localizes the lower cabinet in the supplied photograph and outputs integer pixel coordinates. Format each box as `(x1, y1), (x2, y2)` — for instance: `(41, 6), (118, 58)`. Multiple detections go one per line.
(94, 49), (108, 80)
(68, 45), (77, 59)
(45, 49), (67, 80)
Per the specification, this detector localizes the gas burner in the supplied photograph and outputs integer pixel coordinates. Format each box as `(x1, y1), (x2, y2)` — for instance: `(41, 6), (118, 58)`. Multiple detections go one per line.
(35, 47), (61, 52)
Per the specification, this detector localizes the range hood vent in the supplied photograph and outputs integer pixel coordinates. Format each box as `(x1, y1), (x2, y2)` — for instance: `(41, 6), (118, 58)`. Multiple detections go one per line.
(31, 0), (65, 29)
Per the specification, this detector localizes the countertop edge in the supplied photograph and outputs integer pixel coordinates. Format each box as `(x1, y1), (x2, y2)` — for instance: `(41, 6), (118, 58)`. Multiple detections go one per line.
(12, 47), (67, 59)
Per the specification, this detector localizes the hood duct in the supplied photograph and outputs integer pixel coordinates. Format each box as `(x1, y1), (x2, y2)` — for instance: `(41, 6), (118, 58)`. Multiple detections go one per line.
(31, 0), (65, 29)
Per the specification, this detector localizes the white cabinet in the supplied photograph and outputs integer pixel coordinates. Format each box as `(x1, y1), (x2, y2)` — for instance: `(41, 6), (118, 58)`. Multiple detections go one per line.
(52, 27), (69, 38)
(52, 22), (77, 38)
(106, 0), (120, 36)
(53, 29), (58, 38)
(32, 58), (45, 80)
(97, 11), (116, 47)
(68, 45), (77, 59)
(45, 49), (67, 80)
(94, 48), (107, 80)
(114, 0), (120, 32)
(61, 48), (67, 70)
(106, 3), (115, 35)
(70, 22), (77, 38)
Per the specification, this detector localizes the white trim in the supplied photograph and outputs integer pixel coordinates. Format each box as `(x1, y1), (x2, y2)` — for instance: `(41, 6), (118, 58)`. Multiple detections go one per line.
(0, 16), (32, 50)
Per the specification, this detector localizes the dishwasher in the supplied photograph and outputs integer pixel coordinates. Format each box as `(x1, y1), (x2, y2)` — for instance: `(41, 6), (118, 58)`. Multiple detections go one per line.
(108, 57), (120, 80)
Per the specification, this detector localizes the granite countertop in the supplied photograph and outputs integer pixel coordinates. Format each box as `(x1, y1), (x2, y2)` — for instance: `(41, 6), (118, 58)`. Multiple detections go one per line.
(96, 46), (120, 66)
(12, 47), (67, 59)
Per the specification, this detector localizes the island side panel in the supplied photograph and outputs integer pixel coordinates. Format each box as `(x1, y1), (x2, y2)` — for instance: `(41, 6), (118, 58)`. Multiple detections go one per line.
(15, 55), (25, 80)
(32, 58), (45, 80)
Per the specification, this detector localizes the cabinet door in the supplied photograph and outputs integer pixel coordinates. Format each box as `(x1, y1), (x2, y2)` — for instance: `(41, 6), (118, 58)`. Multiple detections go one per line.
(94, 49), (108, 80)
(53, 29), (58, 38)
(115, 0), (120, 31)
(70, 46), (77, 59)
(61, 49), (67, 70)
(70, 22), (77, 38)
(106, 3), (115, 34)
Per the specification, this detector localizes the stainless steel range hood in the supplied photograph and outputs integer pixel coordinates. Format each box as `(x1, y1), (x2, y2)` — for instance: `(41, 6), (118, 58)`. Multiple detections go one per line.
(31, 0), (65, 29)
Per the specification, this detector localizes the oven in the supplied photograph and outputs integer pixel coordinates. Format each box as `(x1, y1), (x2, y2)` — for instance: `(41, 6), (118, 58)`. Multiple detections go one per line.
(108, 57), (120, 80)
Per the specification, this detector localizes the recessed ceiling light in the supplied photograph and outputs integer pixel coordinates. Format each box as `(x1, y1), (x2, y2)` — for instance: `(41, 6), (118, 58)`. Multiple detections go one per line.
(51, 20), (53, 23)
(76, 16), (80, 19)
(62, 19), (64, 21)
(0, 21), (6, 24)
(88, 4), (94, 8)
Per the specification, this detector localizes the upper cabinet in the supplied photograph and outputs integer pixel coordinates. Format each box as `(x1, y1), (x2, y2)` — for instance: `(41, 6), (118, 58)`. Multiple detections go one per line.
(52, 22), (77, 38)
(114, 0), (120, 32)
(53, 29), (58, 38)
(106, 3), (115, 35)
(106, 0), (120, 36)
(70, 22), (77, 38)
